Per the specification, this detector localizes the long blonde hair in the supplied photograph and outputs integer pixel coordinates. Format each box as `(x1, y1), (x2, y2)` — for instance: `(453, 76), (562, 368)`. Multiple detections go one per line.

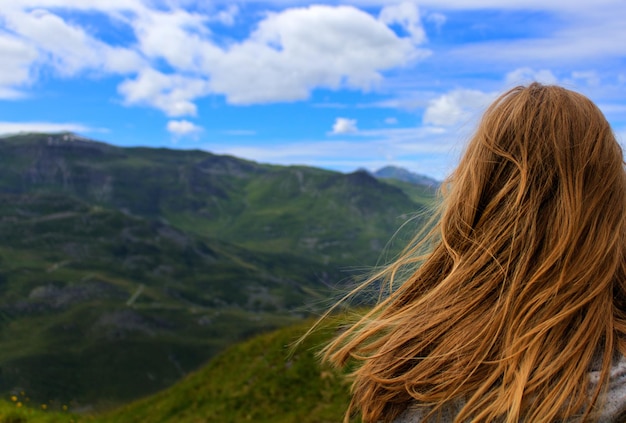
(324, 83), (626, 422)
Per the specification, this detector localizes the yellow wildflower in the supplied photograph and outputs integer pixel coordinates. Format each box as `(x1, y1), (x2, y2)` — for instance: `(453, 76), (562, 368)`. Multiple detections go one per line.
(10, 395), (17, 402)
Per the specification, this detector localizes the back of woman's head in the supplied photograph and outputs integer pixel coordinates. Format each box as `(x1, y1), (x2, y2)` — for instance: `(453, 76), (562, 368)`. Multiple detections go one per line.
(324, 83), (626, 422)
(446, 82), (625, 270)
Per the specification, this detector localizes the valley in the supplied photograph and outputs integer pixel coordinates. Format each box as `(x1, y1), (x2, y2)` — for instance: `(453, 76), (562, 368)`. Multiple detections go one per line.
(0, 132), (436, 410)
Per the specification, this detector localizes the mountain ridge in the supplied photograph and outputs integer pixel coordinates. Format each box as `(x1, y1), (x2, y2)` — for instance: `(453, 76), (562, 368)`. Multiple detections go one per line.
(0, 132), (435, 408)
(373, 165), (440, 187)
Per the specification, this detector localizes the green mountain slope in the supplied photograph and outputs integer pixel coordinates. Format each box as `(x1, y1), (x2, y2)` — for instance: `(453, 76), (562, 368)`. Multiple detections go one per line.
(0, 193), (308, 407)
(0, 319), (353, 423)
(0, 132), (434, 409)
(96, 318), (351, 423)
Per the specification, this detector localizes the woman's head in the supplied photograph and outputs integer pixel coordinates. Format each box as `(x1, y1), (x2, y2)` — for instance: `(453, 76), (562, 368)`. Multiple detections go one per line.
(324, 83), (626, 423)
(436, 83), (626, 317)
(445, 83), (625, 261)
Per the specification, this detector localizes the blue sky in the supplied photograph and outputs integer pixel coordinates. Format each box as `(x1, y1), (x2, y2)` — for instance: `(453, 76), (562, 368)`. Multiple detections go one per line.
(0, 0), (625, 179)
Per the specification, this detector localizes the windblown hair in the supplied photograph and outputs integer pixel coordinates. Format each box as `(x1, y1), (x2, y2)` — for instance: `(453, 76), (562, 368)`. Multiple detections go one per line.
(324, 83), (626, 422)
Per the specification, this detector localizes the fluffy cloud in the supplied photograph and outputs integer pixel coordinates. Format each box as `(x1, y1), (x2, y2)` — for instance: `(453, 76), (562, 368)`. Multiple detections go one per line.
(379, 2), (426, 44)
(118, 69), (211, 116)
(166, 119), (202, 136)
(213, 4), (239, 26)
(0, 3), (427, 114)
(505, 67), (558, 86)
(132, 8), (221, 73)
(426, 12), (447, 30)
(0, 33), (38, 96)
(331, 118), (358, 134)
(423, 89), (495, 127)
(0, 8), (144, 77)
(569, 70), (601, 87)
(6, 0), (145, 11)
(207, 5), (428, 104)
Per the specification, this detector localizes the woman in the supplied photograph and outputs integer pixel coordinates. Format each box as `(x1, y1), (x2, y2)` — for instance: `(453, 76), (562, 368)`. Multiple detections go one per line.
(324, 83), (626, 422)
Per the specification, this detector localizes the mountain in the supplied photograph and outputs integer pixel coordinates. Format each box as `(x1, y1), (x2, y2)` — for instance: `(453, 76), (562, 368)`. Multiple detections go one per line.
(373, 165), (440, 188)
(0, 132), (434, 408)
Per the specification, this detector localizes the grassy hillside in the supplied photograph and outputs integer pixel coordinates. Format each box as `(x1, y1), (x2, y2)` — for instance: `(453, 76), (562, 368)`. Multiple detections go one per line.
(0, 193), (308, 407)
(0, 318), (354, 423)
(0, 399), (77, 423)
(97, 317), (353, 423)
(0, 132), (435, 409)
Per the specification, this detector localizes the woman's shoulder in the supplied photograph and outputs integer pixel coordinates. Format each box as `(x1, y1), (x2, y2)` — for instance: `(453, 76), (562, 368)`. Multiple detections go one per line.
(393, 399), (464, 423)
(393, 355), (626, 423)
(589, 353), (626, 421)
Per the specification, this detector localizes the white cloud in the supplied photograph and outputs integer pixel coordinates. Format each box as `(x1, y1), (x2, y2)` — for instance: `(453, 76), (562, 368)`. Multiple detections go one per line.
(0, 121), (94, 134)
(133, 8), (221, 72)
(206, 5), (428, 104)
(214, 5), (239, 26)
(426, 12), (447, 31)
(5, 0), (145, 11)
(505, 67), (558, 86)
(0, 3), (429, 113)
(118, 68), (211, 116)
(166, 119), (202, 136)
(364, 92), (431, 110)
(331, 118), (358, 134)
(569, 71), (601, 87)
(0, 8), (144, 77)
(2, 0), (624, 129)
(379, 2), (426, 44)
(423, 89), (495, 127)
(0, 32), (38, 95)
(448, 8), (626, 67)
(0, 87), (26, 99)
(385, 117), (398, 124)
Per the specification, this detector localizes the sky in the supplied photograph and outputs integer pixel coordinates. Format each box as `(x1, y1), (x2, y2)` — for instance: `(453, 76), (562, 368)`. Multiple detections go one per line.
(0, 0), (625, 180)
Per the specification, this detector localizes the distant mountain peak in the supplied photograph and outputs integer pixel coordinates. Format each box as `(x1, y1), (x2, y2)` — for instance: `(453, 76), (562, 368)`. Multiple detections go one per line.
(1, 131), (116, 150)
(1, 130), (79, 139)
(372, 165), (440, 188)
(52, 131), (84, 140)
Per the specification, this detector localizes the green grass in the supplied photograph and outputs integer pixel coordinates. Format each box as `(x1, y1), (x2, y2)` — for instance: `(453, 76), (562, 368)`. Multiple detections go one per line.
(95, 318), (353, 423)
(0, 319), (354, 423)
(0, 396), (79, 423)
